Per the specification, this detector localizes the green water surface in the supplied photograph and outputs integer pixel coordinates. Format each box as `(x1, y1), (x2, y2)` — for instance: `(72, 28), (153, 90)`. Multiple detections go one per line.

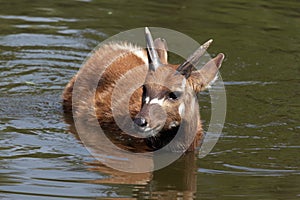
(0, 0), (299, 199)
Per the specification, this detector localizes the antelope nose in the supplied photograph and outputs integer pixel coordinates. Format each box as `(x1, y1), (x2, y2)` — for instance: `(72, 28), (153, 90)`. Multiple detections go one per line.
(134, 117), (148, 127)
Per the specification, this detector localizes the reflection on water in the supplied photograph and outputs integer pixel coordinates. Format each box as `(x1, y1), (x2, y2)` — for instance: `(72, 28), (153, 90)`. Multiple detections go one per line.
(0, 0), (299, 199)
(86, 152), (197, 199)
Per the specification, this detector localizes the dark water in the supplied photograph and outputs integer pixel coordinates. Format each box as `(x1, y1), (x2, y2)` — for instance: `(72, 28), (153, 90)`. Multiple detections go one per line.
(0, 0), (299, 199)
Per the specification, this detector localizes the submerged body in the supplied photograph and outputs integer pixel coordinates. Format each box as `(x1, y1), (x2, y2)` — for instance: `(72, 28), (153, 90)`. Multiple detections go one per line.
(63, 28), (224, 152)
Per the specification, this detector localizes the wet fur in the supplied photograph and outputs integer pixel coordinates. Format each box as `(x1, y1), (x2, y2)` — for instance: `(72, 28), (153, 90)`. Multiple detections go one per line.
(62, 41), (223, 152)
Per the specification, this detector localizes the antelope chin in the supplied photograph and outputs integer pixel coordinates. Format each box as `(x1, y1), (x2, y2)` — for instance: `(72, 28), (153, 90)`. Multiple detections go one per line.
(134, 125), (161, 138)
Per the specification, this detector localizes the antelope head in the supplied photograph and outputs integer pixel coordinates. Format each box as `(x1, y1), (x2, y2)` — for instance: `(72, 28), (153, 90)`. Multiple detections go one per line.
(133, 27), (225, 138)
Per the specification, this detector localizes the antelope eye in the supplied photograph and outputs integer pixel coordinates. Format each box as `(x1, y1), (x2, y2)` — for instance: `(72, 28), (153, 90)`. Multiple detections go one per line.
(142, 85), (147, 93)
(142, 85), (147, 102)
(168, 91), (182, 100)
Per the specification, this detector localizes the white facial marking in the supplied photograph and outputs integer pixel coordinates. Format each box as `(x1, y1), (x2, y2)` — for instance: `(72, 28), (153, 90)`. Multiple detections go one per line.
(169, 121), (179, 129)
(181, 78), (186, 89)
(178, 103), (185, 117)
(149, 98), (164, 106)
(145, 97), (150, 104)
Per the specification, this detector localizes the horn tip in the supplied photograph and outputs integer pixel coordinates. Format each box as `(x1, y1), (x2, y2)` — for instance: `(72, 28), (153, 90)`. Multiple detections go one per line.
(145, 27), (150, 34)
(203, 39), (213, 48)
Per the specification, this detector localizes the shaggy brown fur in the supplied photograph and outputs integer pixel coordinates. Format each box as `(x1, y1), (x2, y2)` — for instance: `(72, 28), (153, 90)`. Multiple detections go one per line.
(63, 38), (224, 152)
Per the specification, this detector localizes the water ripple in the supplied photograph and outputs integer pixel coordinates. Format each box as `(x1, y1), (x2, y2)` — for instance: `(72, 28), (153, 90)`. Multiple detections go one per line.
(199, 164), (300, 177)
(0, 33), (89, 49)
(0, 15), (77, 23)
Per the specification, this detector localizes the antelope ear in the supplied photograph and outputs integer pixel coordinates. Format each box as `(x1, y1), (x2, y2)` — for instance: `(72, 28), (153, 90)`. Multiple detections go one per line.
(188, 53), (225, 92)
(154, 38), (168, 64)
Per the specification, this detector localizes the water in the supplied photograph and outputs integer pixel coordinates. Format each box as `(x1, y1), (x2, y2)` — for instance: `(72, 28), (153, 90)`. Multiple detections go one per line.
(0, 0), (299, 199)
